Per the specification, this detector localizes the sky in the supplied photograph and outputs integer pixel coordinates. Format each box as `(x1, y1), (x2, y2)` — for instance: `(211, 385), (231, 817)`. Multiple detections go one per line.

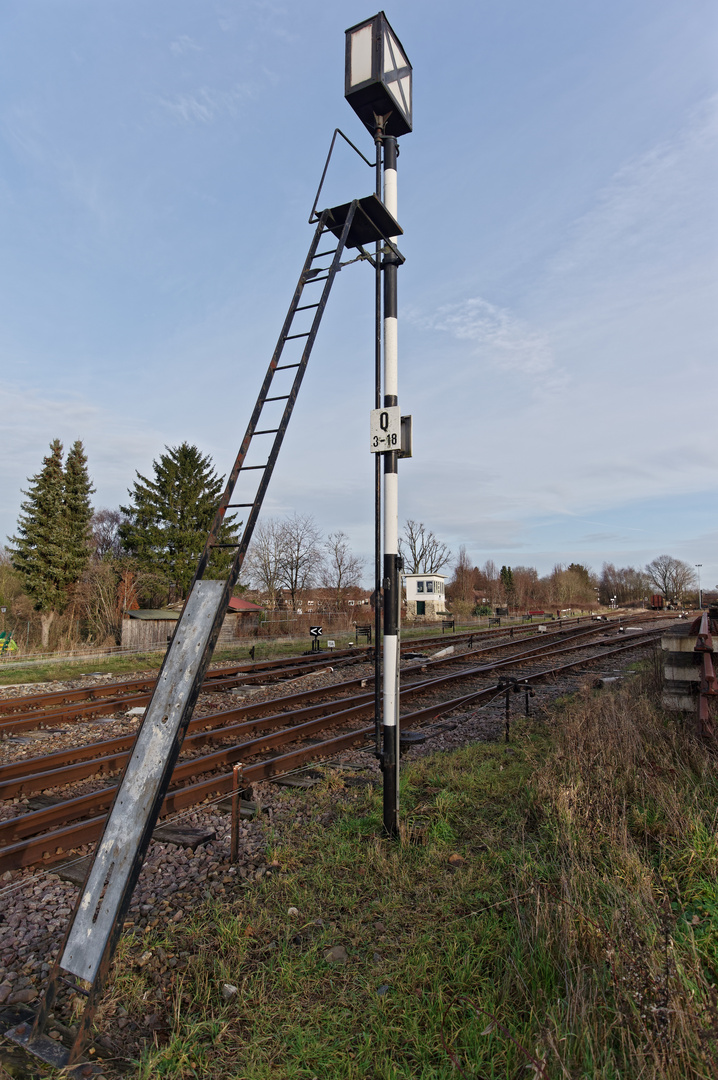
(1, 0), (716, 589)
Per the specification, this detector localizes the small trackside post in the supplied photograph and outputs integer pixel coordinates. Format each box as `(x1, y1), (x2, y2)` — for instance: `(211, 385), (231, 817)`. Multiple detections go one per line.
(230, 762), (243, 863)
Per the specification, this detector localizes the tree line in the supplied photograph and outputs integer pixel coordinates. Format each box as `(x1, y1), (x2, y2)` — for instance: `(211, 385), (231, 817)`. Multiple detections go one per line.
(2, 440), (366, 650)
(1, 439), (702, 651)
(446, 548), (699, 614)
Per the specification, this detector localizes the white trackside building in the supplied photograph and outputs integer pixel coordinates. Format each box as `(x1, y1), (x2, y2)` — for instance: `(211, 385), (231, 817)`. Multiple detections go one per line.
(404, 573), (447, 619)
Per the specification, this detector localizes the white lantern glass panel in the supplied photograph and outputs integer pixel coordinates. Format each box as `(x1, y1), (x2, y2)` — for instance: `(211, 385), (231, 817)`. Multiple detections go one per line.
(382, 28), (411, 121)
(386, 74), (411, 116)
(350, 24), (373, 87)
(383, 29), (408, 75)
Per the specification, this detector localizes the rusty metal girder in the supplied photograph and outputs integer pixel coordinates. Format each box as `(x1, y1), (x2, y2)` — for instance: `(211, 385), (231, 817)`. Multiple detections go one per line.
(694, 611), (716, 738)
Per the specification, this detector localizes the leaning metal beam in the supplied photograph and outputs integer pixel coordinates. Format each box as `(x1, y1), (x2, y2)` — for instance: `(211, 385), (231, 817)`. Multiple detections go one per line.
(60, 580), (224, 982)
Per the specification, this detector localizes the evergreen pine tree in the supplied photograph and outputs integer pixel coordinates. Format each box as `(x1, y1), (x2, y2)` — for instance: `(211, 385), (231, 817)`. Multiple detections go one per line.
(64, 440), (95, 584)
(9, 439), (95, 646)
(119, 443), (238, 599)
(500, 565), (515, 607)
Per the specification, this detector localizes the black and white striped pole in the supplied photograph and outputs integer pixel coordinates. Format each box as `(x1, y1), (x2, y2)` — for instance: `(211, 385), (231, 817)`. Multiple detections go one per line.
(345, 13), (412, 837)
(381, 133), (401, 836)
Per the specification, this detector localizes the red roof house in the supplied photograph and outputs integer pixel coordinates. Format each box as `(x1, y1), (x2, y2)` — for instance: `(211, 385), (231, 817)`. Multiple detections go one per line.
(228, 597), (263, 612)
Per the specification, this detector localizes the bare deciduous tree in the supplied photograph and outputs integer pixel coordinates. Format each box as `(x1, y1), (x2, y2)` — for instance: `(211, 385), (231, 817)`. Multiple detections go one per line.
(448, 545), (474, 603)
(277, 513), (323, 610)
(244, 518), (285, 600)
(547, 563), (596, 608)
(511, 565), (542, 610)
(321, 531), (364, 606)
(0, 548), (24, 613)
(599, 563), (649, 606)
(398, 520), (451, 574)
(645, 555), (696, 604)
(77, 560), (121, 644)
(246, 514), (324, 610)
(92, 508), (127, 560)
(471, 560), (500, 606)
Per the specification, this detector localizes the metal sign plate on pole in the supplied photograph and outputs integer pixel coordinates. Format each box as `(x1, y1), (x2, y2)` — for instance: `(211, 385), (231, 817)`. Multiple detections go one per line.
(370, 405), (401, 452)
(309, 626), (323, 638)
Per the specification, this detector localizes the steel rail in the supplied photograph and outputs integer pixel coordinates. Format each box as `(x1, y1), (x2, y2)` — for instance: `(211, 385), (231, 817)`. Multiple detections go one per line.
(0, 691), (376, 800)
(0, 622), (655, 807)
(0, 628), (623, 830)
(0, 620), (626, 791)
(405, 626), (665, 699)
(0, 616), (600, 721)
(0, 630), (662, 873)
(0, 654), (363, 730)
(0, 644), (381, 717)
(0, 630), (663, 844)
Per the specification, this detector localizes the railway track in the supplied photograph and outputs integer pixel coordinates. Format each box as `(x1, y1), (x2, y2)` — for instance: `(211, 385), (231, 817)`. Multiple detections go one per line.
(0, 618), (665, 873)
(0, 618), (634, 794)
(0, 619), (595, 733)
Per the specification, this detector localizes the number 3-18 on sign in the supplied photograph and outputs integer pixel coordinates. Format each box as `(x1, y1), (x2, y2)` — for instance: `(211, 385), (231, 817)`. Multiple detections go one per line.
(370, 406), (401, 453)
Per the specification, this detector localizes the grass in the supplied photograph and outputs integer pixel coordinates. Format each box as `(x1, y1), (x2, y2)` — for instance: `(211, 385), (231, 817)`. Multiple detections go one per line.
(0, 638), (346, 687)
(0, 651), (169, 686)
(89, 665), (718, 1079)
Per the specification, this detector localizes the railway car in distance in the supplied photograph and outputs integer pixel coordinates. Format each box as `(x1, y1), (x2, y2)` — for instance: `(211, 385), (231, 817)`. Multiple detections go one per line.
(650, 594), (664, 610)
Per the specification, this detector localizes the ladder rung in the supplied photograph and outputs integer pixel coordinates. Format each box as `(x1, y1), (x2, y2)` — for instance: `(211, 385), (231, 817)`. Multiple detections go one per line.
(312, 248), (337, 259)
(61, 977), (90, 998)
(296, 303), (320, 311)
(264, 395), (290, 402)
(239, 465), (267, 471)
(253, 429), (279, 435)
(285, 332), (310, 340)
(226, 503), (254, 507)
(210, 543), (240, 549)
(276, 363), (301, 370)
(303, 275), (329, 284)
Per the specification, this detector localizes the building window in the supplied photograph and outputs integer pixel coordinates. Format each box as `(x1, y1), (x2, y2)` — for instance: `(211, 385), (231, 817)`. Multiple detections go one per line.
(416, 581), (424, 593)
(426, 581), (434, 593)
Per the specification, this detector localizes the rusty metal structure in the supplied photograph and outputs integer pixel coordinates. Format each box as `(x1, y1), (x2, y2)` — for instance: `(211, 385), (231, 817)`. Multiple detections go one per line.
(661, 609), (718, 737)
(694, 610), (717, 737)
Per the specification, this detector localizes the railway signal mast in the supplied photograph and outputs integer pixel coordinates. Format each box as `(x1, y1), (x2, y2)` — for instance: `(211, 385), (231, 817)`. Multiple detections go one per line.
(6, 13), (413, 1071)
(346, 12), (413, 838)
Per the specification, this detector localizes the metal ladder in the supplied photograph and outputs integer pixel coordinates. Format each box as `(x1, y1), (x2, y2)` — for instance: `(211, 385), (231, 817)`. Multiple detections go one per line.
(6, 197), (391, 1073)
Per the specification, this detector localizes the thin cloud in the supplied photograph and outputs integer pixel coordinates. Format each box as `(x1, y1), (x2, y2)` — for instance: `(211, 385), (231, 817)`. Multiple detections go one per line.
(1, 105), (47, 166)
(170, 35), (202, 57)
(413, 296), (568, 396)
(540, 95), (718, 317)
(157, 83), (256, 125)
